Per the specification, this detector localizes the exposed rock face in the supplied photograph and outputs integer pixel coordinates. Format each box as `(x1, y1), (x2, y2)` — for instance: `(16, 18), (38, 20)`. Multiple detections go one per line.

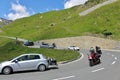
(0, 18), (12, 27)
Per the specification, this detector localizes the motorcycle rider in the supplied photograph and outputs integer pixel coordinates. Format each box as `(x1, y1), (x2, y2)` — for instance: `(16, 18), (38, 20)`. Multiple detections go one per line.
(96, 46), (102, 54)
(89, 47), (101, 61)
(89, 47), (95, 53)
(89, 47), (96, 59)
(88, 46), (102, 66)
(95, 46), (102, 58)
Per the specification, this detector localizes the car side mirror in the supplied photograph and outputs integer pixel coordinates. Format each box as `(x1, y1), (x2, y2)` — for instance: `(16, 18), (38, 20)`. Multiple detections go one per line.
(13, 60), (18, 63)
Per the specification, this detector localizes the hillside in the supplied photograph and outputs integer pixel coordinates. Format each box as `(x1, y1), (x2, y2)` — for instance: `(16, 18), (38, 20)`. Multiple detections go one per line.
(0, 0), (120, 41)
(0, 22), (4, 28)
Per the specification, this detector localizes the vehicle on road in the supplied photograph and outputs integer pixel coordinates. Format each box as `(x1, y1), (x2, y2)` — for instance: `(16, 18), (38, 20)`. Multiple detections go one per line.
(0, 54), (57, 75)
(88, 47), (102, 66)
(68, 46), (80, 51)
(40, 42), (56, 49)
(24, 41), (34, 46)
(88, 53), (101, 66)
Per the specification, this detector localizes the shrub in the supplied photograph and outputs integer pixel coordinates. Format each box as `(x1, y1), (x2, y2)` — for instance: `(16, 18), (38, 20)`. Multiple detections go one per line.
(102, 30), (112, 38)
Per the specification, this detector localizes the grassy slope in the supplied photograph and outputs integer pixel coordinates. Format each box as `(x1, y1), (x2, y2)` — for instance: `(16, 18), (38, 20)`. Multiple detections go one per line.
(0, 38), (80, 62)
(0, 7), (86, 40)
(1, 0), (120, 40)
(0, 3), (97, 40)
(86, 0), (120, 39)
(0, 38), (11, 46)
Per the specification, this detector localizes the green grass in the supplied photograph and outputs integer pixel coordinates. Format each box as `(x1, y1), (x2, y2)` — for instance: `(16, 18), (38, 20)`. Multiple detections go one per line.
(1, 0), (115, 62)
(0, 38), (12, 46)
(0, 22), (4, 27)
(0, 38), (80, 62)
(0, 1), (103, 41)
(1, 0), (120, 40)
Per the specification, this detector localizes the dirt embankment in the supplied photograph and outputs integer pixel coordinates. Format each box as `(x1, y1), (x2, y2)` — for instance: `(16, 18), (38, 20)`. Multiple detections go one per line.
(38, 36), (117, 49)
(0, 29), (2, 32)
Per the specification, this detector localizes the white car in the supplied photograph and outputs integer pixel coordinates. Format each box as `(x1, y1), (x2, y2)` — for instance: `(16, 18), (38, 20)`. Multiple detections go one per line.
(0, 54), (49, 74)
(68, 46), (80, 51)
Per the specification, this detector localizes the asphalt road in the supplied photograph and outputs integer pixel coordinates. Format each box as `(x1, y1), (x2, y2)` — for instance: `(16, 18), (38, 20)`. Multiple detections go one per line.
(0, 49), (120, 80)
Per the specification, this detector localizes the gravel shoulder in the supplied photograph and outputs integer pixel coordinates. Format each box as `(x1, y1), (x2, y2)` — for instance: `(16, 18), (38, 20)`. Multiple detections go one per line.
(38, 36), (117, 50)
(0, 29), (2, 33)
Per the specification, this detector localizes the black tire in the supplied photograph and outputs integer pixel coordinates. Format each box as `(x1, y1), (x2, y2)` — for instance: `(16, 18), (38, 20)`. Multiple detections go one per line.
(38, 64), (46, 72)
(2, 67), (12, 75)
(89, 60), (94, 66)
(98, 59), (101, 63)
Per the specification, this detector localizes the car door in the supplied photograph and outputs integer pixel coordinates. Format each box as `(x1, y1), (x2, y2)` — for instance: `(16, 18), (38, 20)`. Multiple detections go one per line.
(26, 55), (41, 69)
(12, 55), (41, 71)
(11, 55), (32, 71)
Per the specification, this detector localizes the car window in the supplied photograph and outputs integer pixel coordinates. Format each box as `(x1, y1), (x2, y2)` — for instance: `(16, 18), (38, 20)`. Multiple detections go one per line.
(17, 55), (28, 61)
(28, 55), (40, 60)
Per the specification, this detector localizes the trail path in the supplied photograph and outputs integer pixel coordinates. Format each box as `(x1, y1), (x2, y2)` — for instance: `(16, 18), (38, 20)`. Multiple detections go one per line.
(0, 36), (27, 42)
(79, 0), (117, 16)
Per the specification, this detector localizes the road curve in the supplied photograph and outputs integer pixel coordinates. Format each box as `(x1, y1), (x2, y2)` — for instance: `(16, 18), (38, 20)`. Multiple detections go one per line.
(0, 49), (120, 80)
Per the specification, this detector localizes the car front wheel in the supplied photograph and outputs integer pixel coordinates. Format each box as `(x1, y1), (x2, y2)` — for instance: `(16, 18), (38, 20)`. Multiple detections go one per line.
(2, 67), (12, 75)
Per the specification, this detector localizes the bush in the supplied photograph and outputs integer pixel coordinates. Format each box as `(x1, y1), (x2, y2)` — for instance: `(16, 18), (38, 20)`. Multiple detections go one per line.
(102, 30), (112, 38)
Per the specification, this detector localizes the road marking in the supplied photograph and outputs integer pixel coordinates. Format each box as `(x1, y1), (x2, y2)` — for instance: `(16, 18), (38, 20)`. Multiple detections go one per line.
(53, 75), (75, 80)
(112, 61), (116, 65)
(92, 68), (105, 73)
(115, 57), (117, 60)
(112, 55), (114, 57)
(59, 52), (84, 66)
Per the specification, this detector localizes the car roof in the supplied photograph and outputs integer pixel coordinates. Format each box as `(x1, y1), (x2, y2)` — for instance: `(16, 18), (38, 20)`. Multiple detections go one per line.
(70, 46), (76, 47)
(11, 53), (44, 61)
(21, 53), (42, 56)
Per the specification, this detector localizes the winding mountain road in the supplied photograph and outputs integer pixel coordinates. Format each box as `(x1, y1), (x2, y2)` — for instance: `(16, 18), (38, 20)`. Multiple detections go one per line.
(0, 49), (120, 80)
(0, 0), (119, 79)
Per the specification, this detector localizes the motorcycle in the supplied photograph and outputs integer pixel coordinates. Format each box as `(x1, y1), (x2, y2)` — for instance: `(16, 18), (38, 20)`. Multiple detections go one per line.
(48, 58), (58, 66)
(88, 52), (101, 66)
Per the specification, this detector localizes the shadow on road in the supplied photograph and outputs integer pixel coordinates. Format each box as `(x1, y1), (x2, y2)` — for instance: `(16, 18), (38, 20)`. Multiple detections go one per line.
(0, 67), (59, 75)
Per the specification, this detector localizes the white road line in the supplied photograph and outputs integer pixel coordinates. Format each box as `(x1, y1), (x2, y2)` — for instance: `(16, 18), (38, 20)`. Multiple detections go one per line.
(112, 55), (114, 57)
(92, 68), (105, 73)
(115, 57), (117, 60)
(53, 75), (75, 80)
(112, 61), (116, 65)
(59, 52), (84, 66)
